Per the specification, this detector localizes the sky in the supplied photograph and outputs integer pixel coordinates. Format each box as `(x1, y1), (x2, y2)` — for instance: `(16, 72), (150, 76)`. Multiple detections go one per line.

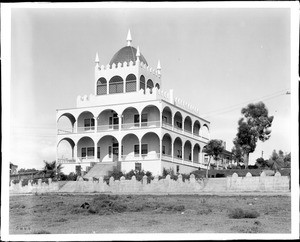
(6, 3), (295, 170)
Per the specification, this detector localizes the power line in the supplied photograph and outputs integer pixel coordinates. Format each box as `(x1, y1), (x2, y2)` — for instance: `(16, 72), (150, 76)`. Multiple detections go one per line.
(201, 88), (289, 118)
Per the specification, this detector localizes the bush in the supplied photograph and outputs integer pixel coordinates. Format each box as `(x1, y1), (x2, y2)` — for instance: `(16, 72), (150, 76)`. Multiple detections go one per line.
(228, 208), (260, 219)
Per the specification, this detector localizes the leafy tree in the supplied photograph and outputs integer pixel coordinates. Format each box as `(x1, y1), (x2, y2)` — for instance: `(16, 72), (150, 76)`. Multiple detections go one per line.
(255, 157), (270, 169)
(18, 168), (38, 173)
(202, 139), (225, 178)
(234, 102), (273, 169)
(283, 152), (291, 168)
(231, 143), (243, 167)
(268, 150), (285, 172)
(42, 160), (63, 179)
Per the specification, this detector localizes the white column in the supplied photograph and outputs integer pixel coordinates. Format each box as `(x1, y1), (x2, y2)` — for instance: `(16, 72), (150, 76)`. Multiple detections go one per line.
(94, 141), (98, 163)
(139, 140), (142, 160)
(94, 117), (97, 133)
(172, 116), (174, 131)
(74, 121), (77, 133)
(181, 145), (184, 164)
(159, 110), (162, 128)
(172, 141), (174, 162)
(139, 114), (142, 128)
(191, 147), (194, 164)
(73, 145), (78, 162)
(159, 137), (162, 159)
(118, 142), (122, 162)
(118, 115), (122, 130)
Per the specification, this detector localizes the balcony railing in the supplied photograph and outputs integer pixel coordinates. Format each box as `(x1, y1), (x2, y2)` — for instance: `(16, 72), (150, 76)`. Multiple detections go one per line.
(57, 120), (209, 140)
(57, 129), (74, 135)
(57, 158), (76, 163)
(97, 124), (119, 131)
(77, 126), (95, 133)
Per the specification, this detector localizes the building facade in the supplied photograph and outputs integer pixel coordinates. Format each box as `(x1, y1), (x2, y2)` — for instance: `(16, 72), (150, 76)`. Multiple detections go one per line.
(56, 31), (211, 176)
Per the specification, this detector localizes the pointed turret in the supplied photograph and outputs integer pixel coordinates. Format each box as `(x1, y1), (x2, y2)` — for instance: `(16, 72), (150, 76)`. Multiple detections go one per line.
(136, 46), (140, 62)
(95, 52), (99, 63)
(95, 52), (99, 68)
(127, 29), (132, 46)
(157, 60), (161, 76)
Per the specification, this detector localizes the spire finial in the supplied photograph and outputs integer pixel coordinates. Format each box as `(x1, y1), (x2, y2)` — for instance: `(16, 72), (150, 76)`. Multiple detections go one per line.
(157, 60), (161, 76)
(127, 29), (132, 46)
(136, 46), (140, 62)
(157, 60), (161, 70)
(95, 52), (99, 63)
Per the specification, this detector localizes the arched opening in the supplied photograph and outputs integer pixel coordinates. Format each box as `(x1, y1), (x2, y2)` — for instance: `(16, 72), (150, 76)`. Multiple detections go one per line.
(184, 140), (192, 161)
(147, 79), (154, 93)
(77, 111), (95, 133)
(57, 113), (76, 134)
(193, 144), (201, 163)
(77, 136), (95, 162)
(97, 135), (119, 162)
(173, 137), (182, 160)
(140, 75), (146, 93)
(109, 76), (124, 94)
(121, 133), (139, 161)
(162, 106), (172, 128)
(184, 116), (192, 134)
(193, 120), (201, 137)
(202, 124), (210, 139)
(126, 74), (137, 92)
(141, 132), (160, 160)
(57, 138), (76, 163)
(97, 109), (119, 131)
(141, 105), (160, 128)
(97, 77), (107, 95)
(121, 107), (139, 130)
(155, 83), (160, 89)
(174, 111), (183, 131)
(162, 133), (172, 158)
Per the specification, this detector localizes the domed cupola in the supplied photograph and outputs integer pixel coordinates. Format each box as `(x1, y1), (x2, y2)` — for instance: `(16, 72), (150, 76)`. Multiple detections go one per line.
(109, 46), (148, 66)
(109, 29), (148, 66)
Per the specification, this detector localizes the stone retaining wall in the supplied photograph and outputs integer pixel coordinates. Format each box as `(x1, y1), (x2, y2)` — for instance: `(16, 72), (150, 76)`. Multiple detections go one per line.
(9, 171), (290, 194)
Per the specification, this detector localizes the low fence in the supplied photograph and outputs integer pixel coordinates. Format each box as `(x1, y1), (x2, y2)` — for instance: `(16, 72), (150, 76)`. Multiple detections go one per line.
(9, 178), (59, 194)
(10, 171), (290, 194)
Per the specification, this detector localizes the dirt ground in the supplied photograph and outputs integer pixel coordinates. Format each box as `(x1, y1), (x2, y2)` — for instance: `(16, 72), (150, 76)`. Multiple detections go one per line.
(9, 193), (291, 234)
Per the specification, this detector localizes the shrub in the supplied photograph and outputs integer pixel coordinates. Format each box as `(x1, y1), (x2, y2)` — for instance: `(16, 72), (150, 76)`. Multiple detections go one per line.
(228, 208), (260, 219)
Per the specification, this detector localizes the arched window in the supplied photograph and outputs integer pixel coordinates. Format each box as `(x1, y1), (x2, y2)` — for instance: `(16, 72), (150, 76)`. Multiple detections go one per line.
(97, 78), (107, 95)
(155, 83), (160, 89)
(147, 79), (154, 93)
(140, 75), (145, 93)
(109, 76), (124, 94)
(126, 74), (137, 92)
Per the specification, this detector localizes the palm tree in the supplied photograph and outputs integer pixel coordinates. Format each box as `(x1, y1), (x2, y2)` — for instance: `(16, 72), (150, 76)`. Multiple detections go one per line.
(43, 160), (63, 179)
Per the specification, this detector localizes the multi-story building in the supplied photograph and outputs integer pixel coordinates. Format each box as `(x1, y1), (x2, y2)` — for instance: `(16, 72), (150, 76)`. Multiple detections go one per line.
(56, 30), (211, 176)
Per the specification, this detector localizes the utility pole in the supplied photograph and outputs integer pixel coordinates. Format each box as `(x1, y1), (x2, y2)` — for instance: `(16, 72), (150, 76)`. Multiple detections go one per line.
(261, 150), (264, 159)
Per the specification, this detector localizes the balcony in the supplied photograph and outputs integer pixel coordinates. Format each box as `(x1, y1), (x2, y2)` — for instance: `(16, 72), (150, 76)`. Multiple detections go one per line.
(120, 153), (160, 162)
(57, 120), (209, 141)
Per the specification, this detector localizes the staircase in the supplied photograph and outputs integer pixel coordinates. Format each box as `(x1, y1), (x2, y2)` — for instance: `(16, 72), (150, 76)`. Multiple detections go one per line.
(83, 162), (121, 179)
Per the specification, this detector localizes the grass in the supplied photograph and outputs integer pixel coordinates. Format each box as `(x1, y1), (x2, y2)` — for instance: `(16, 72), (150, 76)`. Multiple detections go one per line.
(228, 208), (260, 219)
(32, 229), (51, 234)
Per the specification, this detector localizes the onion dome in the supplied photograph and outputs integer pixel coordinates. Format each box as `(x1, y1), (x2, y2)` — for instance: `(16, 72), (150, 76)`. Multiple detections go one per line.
(109, 46), (148, 66)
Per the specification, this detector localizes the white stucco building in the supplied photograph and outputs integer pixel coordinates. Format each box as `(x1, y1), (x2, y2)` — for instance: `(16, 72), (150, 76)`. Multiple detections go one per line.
(56, 30), (211, 176)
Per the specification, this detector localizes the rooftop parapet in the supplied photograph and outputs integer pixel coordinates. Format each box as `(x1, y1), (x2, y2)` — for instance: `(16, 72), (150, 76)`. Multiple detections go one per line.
(77, 87), (200, 116)
(96, 60), (161, 78)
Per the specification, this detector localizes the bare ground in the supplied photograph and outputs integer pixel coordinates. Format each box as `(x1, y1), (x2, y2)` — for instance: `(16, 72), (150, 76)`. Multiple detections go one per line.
(9, 193), (291, 234)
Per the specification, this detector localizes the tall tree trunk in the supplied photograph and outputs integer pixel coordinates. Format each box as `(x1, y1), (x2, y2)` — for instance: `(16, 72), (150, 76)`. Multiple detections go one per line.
(206, 156), (212, 178)
(243, 153), (249, 169)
